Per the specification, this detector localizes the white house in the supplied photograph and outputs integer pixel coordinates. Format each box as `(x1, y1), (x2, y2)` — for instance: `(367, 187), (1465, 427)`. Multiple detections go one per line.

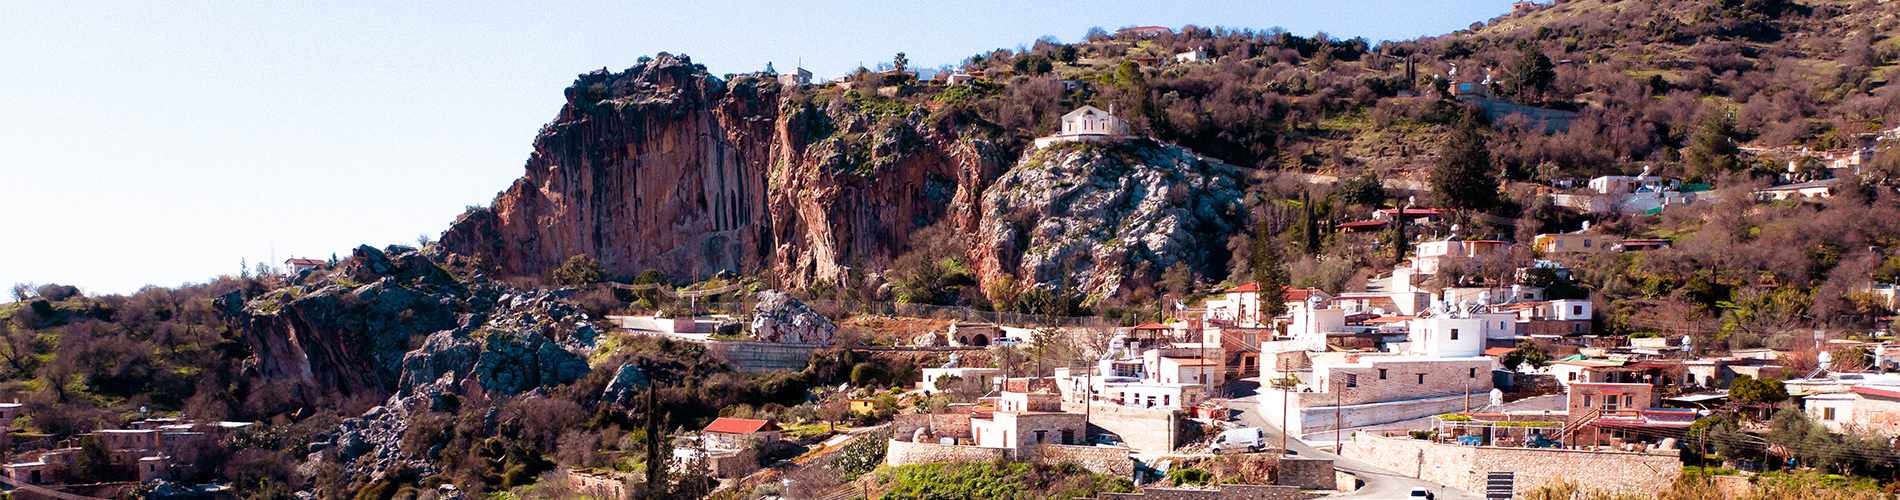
(284, 258), (325, 276)
(1173, 47), (1207, 64)
(1412, 239), (1509, 275)
(777, 67), (813, 87)
(1754, 178), (1838, 201)
(1033, 105), (1131, 149)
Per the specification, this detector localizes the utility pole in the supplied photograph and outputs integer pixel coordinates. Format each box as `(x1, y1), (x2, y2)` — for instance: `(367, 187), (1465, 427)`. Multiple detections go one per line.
(1280, 376), (1291, 453)
(1334, 377), (1344, 455)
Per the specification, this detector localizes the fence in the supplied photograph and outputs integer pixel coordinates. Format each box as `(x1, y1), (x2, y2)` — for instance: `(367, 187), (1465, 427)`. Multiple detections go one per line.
(687, 299), (1113, 329)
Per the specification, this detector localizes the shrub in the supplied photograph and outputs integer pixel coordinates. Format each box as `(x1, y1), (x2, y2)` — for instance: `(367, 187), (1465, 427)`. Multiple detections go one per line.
(1166, 467), (1213, 487)
(552, 254), (606, 287)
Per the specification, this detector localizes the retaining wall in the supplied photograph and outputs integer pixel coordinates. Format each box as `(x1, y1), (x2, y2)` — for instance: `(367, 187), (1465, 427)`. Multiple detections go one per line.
(883, 439), (1007, 466)
(1343, 432), (1680, 497)
(1036, 444), (1135, 477)
(703, 340), (821, 372)
(1095, 484), (1317, 500)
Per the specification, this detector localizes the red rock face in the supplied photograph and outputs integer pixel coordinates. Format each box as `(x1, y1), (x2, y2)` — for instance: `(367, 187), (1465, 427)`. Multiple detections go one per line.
(442, 54), (1005, 287)
(442, 55), (776, 282)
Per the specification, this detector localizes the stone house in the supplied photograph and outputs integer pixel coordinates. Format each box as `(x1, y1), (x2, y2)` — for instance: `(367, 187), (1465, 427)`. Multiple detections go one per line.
(701, 417), (781, 453)
(972, 392), (1088, 456)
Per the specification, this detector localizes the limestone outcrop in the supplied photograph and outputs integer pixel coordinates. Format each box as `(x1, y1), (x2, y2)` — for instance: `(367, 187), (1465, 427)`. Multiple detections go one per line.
(750, 290), (836, 344)
(971, 140), (1246, 303)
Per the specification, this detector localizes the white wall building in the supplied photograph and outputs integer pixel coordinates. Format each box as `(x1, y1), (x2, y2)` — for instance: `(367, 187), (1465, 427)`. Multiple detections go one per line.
(1033, 105), (1132, 149)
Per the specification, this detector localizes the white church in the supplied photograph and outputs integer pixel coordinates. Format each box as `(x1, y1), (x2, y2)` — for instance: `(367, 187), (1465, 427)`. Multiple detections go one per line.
(1033, 105), (1131, 149)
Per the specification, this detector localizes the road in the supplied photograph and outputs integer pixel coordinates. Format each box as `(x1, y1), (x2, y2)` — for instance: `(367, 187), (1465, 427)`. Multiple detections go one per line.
(1222, 390), (1481, 500)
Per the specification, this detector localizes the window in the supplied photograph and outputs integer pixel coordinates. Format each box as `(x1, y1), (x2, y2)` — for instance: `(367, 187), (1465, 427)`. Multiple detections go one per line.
(1379, 368), (1388, 380)
(1034, 430), (1047, 443)
(1164, 395), (1172, 407)
(1062, 429), (1075, 444)
(1450, 328), (1460, 340)
(1824, 408), (1836, 421)
(1346, 374), (1358, 388)
(1572, 305), (1584, 316)
(1583, 394), (1592, 407)
(1469, 368), (1477, 378)
(1583, 239), (1593, 248)
(1623, 394), (1633, 408)
(1417, 373), (1426, 384)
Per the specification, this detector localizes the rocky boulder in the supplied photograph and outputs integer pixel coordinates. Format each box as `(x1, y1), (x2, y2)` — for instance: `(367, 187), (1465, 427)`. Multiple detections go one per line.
(750, 290), (836, 344)
(972, 139), (1245, 303)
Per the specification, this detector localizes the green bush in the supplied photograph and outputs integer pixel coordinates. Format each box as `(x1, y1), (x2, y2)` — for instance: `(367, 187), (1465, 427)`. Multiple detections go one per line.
(1166, 467), (1213, 487)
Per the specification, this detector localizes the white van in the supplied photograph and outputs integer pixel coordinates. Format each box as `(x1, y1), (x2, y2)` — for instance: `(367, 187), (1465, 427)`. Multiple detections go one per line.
(1210, 426), (1266, 454)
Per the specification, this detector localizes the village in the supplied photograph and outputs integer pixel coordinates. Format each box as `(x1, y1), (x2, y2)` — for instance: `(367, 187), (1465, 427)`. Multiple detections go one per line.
(10, 6), (1900, 499)
(532, 96), (1900, 499)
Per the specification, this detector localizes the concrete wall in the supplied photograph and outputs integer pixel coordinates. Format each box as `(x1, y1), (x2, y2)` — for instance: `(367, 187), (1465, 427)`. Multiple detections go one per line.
(1343, 432), (1680, 498)
(884, 439), (1008, 466)
(703, 340), (820, 372)
(1063, 402), (1183, 454)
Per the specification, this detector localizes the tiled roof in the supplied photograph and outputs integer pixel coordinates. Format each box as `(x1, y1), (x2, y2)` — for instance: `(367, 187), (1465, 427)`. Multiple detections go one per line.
(1227, 282), (1260, 293)
(703, 417), (777, 434)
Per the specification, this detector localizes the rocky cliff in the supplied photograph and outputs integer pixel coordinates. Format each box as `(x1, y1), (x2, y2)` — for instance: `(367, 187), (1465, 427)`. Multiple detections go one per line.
(972, 139), (1245, 303)
(439, 54), (1006, 288)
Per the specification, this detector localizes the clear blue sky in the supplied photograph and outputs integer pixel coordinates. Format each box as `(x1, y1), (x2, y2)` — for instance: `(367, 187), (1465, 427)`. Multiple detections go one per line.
(0, 1), (1515, 296)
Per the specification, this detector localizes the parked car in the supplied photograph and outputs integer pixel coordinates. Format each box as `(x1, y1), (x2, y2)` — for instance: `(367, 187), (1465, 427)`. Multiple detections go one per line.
(1088, 434), (1123, 447)
(1210, 426), (1265, 454)
(1408, 487), (1435, 499)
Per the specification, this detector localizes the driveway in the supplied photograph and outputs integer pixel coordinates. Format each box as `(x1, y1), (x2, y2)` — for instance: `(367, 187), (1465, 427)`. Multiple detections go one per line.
(1220, 384), (1480, 500)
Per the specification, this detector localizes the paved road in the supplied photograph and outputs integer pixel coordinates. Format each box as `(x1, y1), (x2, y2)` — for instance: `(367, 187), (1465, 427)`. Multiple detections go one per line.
(1222, 390), (1480, 500)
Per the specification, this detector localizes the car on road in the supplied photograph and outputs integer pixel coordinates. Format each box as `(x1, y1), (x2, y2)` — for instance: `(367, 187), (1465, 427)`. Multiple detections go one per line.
(1210, 426), (1265, 454)
(1408, 486), (1435, 499)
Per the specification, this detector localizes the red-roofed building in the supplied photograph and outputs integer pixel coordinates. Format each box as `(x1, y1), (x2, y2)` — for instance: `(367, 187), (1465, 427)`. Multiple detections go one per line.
(1338, 220), (1389, 233)
(702, 418), (781, 452)
(1373, 207), (1451, 221)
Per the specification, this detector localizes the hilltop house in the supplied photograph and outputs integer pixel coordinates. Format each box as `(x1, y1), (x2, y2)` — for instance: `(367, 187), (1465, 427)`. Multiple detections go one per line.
(777, 66), (813, 87)
(1411, 238), (1510, 275)
(1033, 105), (1131, 149)
(284, 258), (326, 275)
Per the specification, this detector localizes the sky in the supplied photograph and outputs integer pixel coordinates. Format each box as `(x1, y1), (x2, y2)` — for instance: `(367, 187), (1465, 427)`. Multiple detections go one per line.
(0, 1), (1517, 297)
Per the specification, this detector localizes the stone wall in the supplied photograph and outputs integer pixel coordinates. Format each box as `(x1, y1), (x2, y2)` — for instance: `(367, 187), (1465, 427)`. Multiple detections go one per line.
(883, 439), (1008, 466)
(702, 340), (821, 372)
(892, 413), (974, 442)
(1095, 484), (1317, 500)
(707, 447), (760, 478)
(1275, 457), (1335, 490)
(1343, 432), (1681, 498)
(1036, 444), (1134, 477)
